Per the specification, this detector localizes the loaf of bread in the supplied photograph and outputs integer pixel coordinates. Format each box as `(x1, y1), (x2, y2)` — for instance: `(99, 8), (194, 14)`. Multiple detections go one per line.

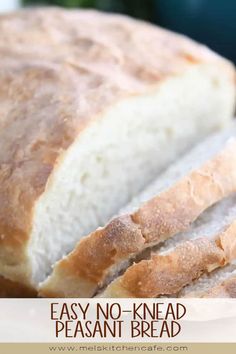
(40, 127), (236, 297)
(0, 8), (235, 294)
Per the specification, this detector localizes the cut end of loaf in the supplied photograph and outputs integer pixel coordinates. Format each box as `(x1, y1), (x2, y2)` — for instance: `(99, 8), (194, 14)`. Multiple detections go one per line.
(40, 132), (236, 298)
(28, 63), (235, 289)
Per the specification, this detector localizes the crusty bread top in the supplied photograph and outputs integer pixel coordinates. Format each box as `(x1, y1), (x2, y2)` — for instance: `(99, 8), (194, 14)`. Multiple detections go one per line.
(0, 7), (235, 256)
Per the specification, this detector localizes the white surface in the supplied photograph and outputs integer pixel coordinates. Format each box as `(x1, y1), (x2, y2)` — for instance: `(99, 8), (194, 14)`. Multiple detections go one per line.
(0, 0), (19, 12)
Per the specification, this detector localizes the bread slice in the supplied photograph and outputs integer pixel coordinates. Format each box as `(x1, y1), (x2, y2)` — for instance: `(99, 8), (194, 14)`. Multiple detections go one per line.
(1, 8), (235, 293)
(99, 214), (236, 298)
(40, 129), (236, 297)
(179, 263), (236, 298)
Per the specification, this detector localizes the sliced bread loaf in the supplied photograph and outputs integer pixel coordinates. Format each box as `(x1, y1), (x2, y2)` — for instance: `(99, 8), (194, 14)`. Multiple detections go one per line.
(99, 205), (236, 298)
(40, 128), (236, 297)
(1, 8), (235, 293)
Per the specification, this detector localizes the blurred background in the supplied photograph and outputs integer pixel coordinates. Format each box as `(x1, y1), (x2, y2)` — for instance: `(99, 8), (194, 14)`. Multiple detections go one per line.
(1, 0), (236, 64)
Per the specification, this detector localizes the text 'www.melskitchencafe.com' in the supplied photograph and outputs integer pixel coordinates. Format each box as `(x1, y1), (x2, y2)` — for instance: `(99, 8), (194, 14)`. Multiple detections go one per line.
(50, 302), (186, 339)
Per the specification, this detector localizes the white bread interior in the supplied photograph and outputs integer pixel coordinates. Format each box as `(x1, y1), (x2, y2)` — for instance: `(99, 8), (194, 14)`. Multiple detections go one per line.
(25, 66), (235, 288)
(40, 126), (236, 297)
(120, 126), (236, 215)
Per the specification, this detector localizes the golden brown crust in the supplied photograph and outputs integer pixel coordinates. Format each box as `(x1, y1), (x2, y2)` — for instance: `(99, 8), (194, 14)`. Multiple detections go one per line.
(0, 276), (37, 298)
(133, 142), (236, 242)
(0, 7), (235, 290)
(120, 239), (224, 297)
(202, 275), (236, 298)
(57, 216), (144, 283)
(101, 221), (236, 298)
(40, 139), (236, 297)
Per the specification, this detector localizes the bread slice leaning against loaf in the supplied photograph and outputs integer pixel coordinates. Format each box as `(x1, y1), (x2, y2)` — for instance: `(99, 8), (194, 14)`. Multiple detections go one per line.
(2, 8), (236, 294)
(99, 198), (236, 298)
(40, 127), (236, 297)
